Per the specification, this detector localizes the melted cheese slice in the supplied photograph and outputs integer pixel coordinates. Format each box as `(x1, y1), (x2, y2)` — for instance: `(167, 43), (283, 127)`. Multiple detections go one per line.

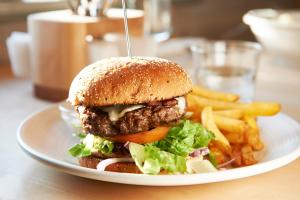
(101, 105), (145, 122)
(175, 96), (186, 114)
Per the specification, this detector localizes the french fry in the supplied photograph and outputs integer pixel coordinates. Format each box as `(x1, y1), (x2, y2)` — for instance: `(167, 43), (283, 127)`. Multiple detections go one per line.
(223, 131), (245, 144)
(214, 109), (244, 119)
(210, 140), (232, 156)
(231, 144), (242, 167)
(188, 94), (281, 116)
(231, 144), (257, 166)
(185, 106), (201, 122)
(186, 93), (199, 108)
(240, 102), (281, 116)
(192, 85), (239, 102)
(209, 146), (229, 165)
(186, 94), (203, 122)
(244, 115), (258, 129)
(214, 114), (247, 135)
(201, 107), (231, 148)
(244, 116), (264, 150)
(241, 144), (257, 166)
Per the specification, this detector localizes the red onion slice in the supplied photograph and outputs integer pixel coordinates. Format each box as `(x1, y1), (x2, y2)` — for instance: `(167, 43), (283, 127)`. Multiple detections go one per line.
(123, 141), (130, 150)
(189, 147), (210, 157)
(96, 157), (134, 171)
(217, 157), (237, 168)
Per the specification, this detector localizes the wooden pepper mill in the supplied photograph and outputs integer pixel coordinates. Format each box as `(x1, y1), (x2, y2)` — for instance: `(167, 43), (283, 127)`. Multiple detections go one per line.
(28, 9), (144, 101)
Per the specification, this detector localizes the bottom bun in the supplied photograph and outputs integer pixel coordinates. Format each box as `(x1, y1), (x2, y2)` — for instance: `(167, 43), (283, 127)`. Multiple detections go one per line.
(78, 156), (141, 173)
(79, 156), (101, 169)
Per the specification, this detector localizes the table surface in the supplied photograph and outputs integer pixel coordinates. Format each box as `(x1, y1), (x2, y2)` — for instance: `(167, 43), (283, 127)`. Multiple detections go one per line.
(1, 45), (300, 200)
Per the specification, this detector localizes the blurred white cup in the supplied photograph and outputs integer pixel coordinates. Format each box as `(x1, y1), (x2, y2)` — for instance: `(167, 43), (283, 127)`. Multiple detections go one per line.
(6, 32), (31, 78)
(104, 33), (157, 57)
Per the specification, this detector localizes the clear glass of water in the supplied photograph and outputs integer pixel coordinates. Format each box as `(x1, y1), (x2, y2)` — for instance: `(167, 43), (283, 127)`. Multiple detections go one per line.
(125, 0), (172, 42)
(143, 0), (172, 42)
(190, 40), (262, 102)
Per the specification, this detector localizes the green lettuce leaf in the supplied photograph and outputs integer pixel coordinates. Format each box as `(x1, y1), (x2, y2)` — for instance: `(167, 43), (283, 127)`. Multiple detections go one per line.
(72, 132), (87, 140)
(153, 120), (215, 156)
(68, 144), (87, 157)
(68, 134), (114, 157)
(129, 142), (186, 174)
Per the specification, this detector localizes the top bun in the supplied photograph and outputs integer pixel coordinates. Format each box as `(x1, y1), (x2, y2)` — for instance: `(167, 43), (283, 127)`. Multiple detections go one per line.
(68, 57), (192, 106)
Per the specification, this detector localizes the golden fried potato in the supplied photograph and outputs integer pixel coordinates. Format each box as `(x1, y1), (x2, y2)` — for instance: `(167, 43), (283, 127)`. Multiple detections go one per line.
(210, 140), (232, 156)
(214, 114), (247, 135)
(192, 85), (239, 102)
(223, 131), (245, 144)
(188, 94), (281, 116)
(209, 146), (228, 165)
(241, 144), (257, 166)
(214, 109), (244, 119)
(185, 106), (202, 122)
(186, 93), (199, 108)
(244, 116), (264, 151)
(201, 107), (231, 148)
(231, 144), (242, 167)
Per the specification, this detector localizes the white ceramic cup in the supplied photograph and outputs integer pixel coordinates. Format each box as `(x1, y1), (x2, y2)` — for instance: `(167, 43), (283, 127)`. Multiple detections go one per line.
(6, 32), (31, 78)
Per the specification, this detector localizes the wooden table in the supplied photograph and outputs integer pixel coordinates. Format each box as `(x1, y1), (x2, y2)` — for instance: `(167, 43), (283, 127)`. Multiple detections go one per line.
(0, 50), (300, 200)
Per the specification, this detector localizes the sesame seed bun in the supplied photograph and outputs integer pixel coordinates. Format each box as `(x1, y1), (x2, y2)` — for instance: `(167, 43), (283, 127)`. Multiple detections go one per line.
(68, 57), (192, 106)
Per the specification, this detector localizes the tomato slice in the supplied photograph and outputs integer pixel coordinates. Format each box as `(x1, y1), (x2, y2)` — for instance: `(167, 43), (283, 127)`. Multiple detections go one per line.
(107, 127), (170, 144)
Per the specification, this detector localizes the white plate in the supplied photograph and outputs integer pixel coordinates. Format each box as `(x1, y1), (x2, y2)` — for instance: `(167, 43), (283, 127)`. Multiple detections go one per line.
(17, 105), (300, 186)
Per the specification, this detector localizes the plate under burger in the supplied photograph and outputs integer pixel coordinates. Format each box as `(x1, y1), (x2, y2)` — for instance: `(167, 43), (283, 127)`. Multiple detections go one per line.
(17, 104), (300, 186)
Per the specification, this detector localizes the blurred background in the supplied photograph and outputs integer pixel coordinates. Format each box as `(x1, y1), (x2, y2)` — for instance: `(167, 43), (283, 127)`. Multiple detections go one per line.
(1, 0), (300, 65)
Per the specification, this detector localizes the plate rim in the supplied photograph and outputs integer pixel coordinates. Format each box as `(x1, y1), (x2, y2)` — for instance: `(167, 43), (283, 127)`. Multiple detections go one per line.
(17, 104), (300, 186)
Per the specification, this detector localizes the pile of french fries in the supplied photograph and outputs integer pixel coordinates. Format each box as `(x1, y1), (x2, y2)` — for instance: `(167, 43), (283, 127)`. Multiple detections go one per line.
(187, 85), (281, 167)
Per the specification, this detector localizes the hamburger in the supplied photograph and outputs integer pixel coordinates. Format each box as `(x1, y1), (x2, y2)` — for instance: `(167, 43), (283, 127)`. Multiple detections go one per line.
(68, 57), (216, 174)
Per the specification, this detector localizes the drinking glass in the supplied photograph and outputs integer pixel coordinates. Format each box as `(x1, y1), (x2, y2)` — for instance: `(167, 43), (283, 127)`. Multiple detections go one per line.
(143, 0), (172, 42)
(191, 40), (262, 102)
(120, 0), (172, 42)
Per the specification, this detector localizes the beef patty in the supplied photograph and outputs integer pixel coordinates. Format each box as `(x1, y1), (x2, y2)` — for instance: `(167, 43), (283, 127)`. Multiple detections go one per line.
(76, 98), (183, 136)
